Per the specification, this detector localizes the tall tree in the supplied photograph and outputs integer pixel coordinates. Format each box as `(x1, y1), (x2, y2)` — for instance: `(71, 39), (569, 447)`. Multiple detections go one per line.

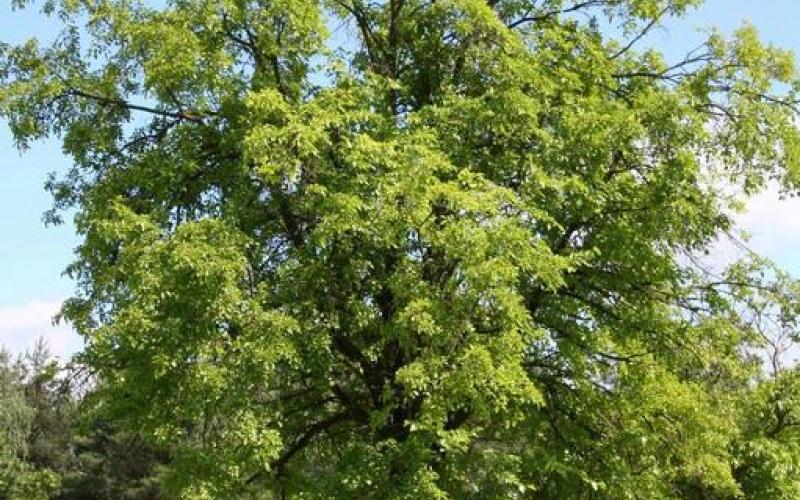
(3, 0), (800, 497)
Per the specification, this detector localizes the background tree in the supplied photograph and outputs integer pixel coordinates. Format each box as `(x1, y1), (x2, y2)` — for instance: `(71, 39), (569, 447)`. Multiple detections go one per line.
(57, 413), (167, 499)
(0, 341), (167, 499)
(3, 0), (800, 497)
(0, 347), (60, 499)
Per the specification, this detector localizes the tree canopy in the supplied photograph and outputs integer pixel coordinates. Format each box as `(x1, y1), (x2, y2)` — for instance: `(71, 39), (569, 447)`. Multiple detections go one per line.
(3, 0), (800, 497)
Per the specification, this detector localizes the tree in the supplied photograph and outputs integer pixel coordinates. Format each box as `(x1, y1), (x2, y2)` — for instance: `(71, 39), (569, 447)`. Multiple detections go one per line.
(3, 0), (800, 497)
(0, 340), (168, 499)
(57, 411), (167, 499)
(0, 348), (60, 499)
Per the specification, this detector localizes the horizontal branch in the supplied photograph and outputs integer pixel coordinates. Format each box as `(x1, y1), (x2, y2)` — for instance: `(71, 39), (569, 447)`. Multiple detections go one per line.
(507, 1), (606, 29)
(66, 89), (206, 123)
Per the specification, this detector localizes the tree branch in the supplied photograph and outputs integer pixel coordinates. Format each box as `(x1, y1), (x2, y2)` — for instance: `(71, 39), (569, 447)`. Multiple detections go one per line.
(333, 0), (386, 72)
(609, 7), (667, 60)
(66, 89), (205, 123)
(507, 1), (605, 29)
(244, 411), (351, 486)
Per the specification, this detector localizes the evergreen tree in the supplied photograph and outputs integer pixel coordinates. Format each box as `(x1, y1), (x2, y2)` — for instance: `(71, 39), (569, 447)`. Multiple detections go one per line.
(0, 348), (60, 499)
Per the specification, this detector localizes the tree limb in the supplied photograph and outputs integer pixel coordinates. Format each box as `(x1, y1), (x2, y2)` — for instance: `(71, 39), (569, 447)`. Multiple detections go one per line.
(66, 89), (206, 123)
(609, 7), (667, 60)
(507, 1), (606, 29)
(245, 410), (352, 486)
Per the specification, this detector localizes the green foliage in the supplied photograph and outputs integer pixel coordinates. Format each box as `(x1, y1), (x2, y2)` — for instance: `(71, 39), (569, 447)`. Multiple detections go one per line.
(0, 344), (167, 499)
(57, 416), (167, 499)
(732, 369), (800, 499)
(3, 0), (800, 497)
(0, 349), (60, 499)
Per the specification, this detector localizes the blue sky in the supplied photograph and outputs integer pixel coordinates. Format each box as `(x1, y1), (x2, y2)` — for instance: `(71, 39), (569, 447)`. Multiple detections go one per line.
(2, 0), (800, 357)
(0, 3), (81, 356)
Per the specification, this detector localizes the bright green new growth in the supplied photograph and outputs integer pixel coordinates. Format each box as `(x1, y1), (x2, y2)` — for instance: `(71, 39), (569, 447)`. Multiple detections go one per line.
(3, 0), (800, 497)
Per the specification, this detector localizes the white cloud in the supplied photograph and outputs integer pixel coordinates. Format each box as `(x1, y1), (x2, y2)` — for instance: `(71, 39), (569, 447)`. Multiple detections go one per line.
(734, 184), (800, 274)
(0, 299), (82, 359)
(731, 185), (800, 367)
